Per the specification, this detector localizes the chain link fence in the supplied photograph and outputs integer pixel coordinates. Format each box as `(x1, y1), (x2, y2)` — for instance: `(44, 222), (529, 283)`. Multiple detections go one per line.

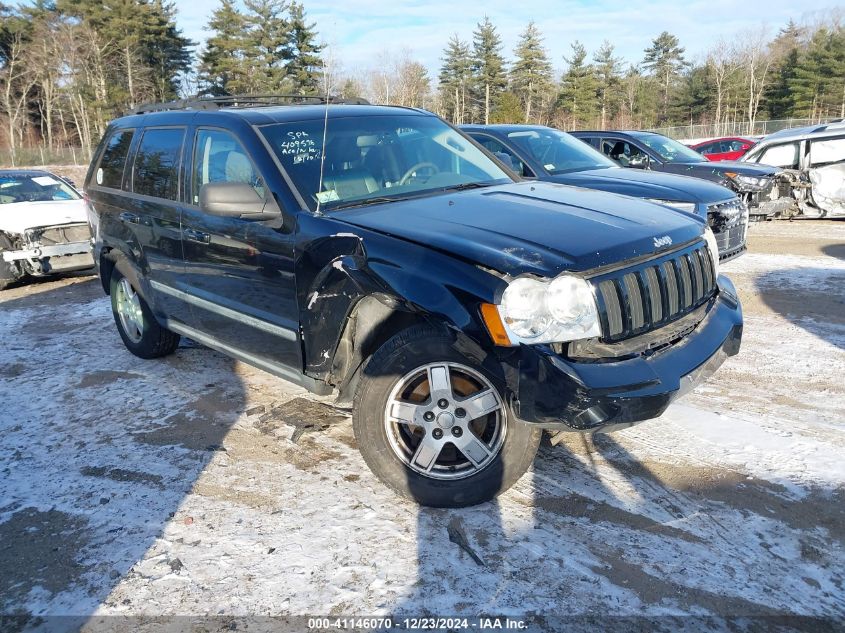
(650, 118), (841, 142)
(0, 146), (90, 168)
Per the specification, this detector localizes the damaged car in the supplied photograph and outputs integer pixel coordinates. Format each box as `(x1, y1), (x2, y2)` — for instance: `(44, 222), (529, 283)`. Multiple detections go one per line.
(571, 130), (793, 220)
(742, 121), (845, 218)
(87, 98), (743, 508)
(462, 124), (748, 262)
(0, 170), (94, 290)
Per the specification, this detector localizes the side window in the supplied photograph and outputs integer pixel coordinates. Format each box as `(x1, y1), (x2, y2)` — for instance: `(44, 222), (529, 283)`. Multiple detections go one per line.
(602, 139), (645, 166)
(474, 136), (531, 177)
(132, 128), (185, 200)
(698, 141), (718, 155)
(808, 137), (845, 167)
(727, 140), (746, 152)
(757, 142), (800, 169)
(192, 129), (265, 205)
(96, 129), (135, 189)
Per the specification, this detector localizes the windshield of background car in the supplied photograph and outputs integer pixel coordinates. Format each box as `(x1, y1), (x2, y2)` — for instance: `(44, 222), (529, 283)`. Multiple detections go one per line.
(258, 114), (512, 211)
(636, 133), (707, 163)
(0, 174), (80, 205)
(507, 128), (617, 174)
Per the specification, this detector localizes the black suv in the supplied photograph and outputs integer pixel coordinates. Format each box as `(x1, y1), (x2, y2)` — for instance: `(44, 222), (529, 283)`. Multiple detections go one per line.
(85, 97), (743, 507)
(571, 130), (790, 219)
(462, 124), (748, 262)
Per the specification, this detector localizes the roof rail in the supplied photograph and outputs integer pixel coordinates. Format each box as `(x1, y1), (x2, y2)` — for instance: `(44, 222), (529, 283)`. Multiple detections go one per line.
(126, 94), (370, 115)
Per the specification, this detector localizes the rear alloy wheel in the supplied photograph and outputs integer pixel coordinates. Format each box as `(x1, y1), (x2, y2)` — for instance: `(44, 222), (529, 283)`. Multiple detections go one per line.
(353, 326), (540, 507)
(109, 269), (180, 359)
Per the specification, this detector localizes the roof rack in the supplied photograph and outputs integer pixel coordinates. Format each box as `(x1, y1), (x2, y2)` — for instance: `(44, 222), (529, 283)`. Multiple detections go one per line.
(126, 94), (370, 116)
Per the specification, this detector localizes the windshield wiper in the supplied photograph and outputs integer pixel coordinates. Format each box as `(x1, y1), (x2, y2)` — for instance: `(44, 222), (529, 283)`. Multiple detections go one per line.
(441, 181), (499, 192)
(328, 195), (416, 211)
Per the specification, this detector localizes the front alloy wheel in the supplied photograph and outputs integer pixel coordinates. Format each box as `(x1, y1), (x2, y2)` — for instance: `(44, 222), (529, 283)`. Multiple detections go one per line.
(384, 362), (506, 479)
(353, 325), (540, 507)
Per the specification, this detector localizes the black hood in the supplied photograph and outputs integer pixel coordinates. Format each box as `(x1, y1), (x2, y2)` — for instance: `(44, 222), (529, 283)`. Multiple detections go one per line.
(335, 181), (704, 277)
(548, 167), (736, 205)
(668, 160), (779, 178)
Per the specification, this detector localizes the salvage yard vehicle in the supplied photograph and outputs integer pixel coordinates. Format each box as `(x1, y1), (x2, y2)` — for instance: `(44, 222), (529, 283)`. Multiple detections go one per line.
(688, 137), (757, 162)
(86, 96), (743, 507)
(0, 170), (94, 290)
(572, 130), (793, 220)
(462, 124), (748, 262)
(742, 121), (845, 218)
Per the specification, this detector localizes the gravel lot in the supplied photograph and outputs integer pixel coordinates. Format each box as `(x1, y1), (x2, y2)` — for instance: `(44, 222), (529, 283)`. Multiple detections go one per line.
(1, 219), (843, 630)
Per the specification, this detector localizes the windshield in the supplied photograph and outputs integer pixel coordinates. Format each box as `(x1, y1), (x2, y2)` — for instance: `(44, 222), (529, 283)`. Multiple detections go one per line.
(0, 173), (80, 205)
(259, 114), (512, 211)
(636, 133), (706, 164)
(507, 128), (617, 174)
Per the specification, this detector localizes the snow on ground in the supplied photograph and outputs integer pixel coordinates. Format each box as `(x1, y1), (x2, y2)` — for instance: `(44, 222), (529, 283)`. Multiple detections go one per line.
(0, 221), (844, 630)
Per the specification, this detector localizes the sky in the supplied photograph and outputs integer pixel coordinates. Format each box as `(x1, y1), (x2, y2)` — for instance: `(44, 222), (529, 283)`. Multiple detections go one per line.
(174, 0), (841, 77)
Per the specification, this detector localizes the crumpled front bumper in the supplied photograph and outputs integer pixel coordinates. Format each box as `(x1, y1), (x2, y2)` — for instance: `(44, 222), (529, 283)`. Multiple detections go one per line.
(511, 276), (743, 433)
(2, 241), (94, 273)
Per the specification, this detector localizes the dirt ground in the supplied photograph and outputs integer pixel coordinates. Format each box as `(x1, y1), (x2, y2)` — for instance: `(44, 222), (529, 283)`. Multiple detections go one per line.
(0, 219), (843, 631)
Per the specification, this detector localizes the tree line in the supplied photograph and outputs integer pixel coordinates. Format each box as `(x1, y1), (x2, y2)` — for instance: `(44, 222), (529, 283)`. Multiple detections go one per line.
(432, 16), (845, 132)
(1, 1), (843, 165)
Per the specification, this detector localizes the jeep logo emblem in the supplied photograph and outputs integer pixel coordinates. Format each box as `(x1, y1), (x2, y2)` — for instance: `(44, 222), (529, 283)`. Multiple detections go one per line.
(653, 235), (673, 249)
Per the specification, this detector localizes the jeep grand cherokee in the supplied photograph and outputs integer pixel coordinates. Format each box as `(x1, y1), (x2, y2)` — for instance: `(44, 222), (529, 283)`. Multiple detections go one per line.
(85, 97), (743, 508)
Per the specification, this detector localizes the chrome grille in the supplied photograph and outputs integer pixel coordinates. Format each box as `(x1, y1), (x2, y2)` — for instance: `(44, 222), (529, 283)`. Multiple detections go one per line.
(707, 198), (748, 261)
(592, 243), (716, 342)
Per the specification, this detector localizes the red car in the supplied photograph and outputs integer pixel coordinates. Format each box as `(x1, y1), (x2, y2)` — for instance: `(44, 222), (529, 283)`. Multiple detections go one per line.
(689, 137), (757, 161)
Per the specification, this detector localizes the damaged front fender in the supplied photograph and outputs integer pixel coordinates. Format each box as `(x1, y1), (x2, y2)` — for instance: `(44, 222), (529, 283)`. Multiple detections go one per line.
(295, 214), (506, 390)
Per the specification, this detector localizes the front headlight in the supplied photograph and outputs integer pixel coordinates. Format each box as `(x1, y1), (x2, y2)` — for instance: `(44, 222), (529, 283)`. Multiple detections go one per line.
(704, 227), (720, 279)
(493, 274), (602, 345)
(728, 173), (769, 190)
(648, 199), (698, 214)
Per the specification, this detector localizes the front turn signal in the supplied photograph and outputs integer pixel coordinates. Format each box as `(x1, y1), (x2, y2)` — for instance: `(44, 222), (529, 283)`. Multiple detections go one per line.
(480, 303), (513, 347)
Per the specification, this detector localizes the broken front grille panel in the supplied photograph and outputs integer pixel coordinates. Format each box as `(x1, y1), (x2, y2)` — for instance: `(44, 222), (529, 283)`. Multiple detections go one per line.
(707, 198), (748, 261)
(25, 223), (91, 247)
(591, 242), (717, 343)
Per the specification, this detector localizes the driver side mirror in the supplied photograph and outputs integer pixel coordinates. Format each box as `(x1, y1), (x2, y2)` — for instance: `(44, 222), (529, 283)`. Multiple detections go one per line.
(199, 182), (282, 221)
(628, 154), (650, 169)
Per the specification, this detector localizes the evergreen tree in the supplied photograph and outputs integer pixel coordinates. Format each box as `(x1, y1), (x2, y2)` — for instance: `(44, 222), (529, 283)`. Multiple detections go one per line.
(510, 21), (553, 123)
(285, 2), (323, 95)
(242, 0), (291, 92)
(765, 20), (805, 118)
(438, 34), (472, 123)
(642, 31), (687, 123)
(490, 90), (524, 123)
(557, 41), (597, 128)
(198, 0), (249, 95)
(593, 40), (622, 128)
(56, 0), (192, 107)
(788, 27), (845, 119)
(470, 16), (506, 124)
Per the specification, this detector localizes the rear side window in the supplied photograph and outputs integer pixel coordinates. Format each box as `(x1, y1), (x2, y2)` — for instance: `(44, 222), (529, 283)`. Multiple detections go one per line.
(132, 127), (185, 200)
(96, 129), (135, 189)
(809, 137), (845, 167)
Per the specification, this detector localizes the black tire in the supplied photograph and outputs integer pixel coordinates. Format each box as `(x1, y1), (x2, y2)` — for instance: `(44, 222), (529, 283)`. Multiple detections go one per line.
(353, 325), (540, 508)
(109, 268), (180, 359)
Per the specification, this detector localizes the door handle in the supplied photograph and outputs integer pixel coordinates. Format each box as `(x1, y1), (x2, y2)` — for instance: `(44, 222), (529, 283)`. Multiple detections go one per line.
(119, 212), (140, 224)
(183, 228), (210, 244)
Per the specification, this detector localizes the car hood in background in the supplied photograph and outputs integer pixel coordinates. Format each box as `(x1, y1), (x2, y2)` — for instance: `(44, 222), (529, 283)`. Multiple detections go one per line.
(671, 160), (780, 178)
(0, 199), (88, 235)
(547, 167), (736, 206)
(336, 181), (704, 277)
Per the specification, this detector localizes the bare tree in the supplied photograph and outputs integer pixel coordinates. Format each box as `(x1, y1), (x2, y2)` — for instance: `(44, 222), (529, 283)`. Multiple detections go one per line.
(736, 27), (774, 131)
(706, 39), (739, 134)
(0, 32), (38, 165)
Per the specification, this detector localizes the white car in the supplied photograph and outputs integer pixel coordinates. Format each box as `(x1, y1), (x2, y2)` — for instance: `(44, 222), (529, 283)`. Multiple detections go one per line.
(0, 170), (94, 290)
